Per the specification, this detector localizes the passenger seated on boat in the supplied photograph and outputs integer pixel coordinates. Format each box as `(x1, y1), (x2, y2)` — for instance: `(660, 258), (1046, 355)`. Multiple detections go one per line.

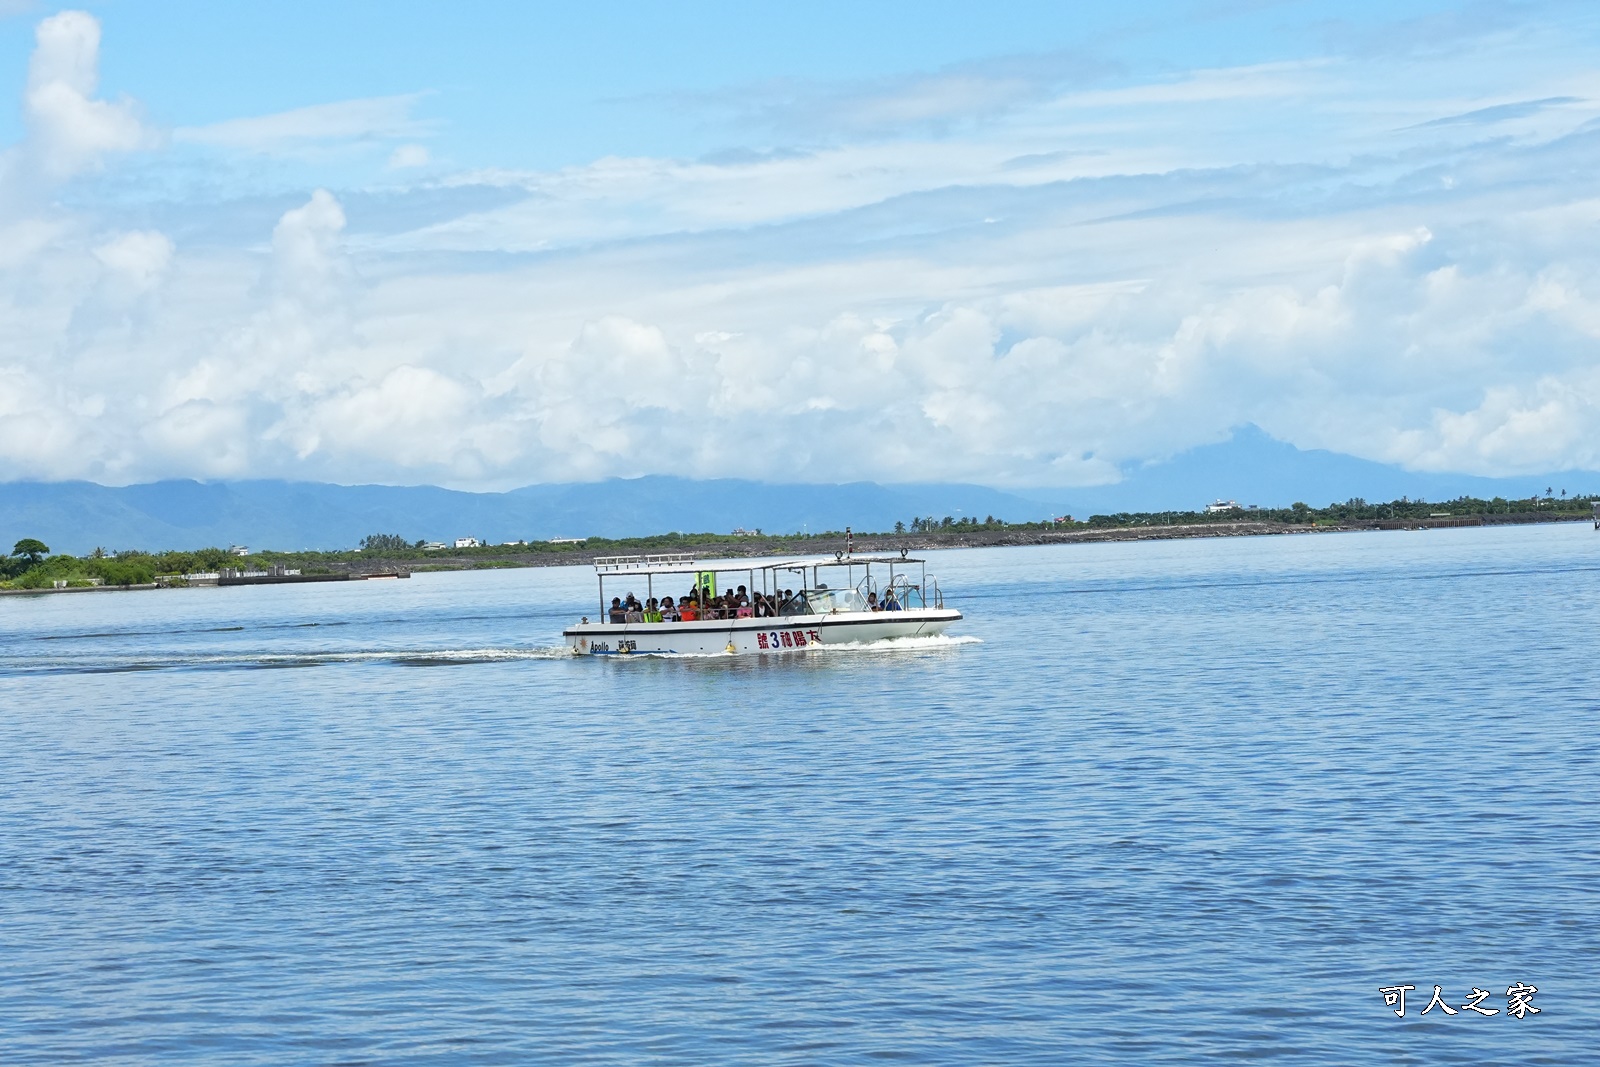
(660, 596), (680, 622)
(624, 594), (643, 623)
(608, 597), (626, 623)
(643, 598), (663, 623)
(866, 591), (879, 611)
(678, 597), (699, 621)
(882, 589), (902, 611)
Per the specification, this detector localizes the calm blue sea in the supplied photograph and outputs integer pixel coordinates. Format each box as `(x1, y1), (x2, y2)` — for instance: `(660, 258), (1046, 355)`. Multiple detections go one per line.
(2, 526), (1596, 1065)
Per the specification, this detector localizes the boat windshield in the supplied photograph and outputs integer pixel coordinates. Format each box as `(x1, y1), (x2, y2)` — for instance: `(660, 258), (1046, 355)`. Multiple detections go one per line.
(802, 587), (869, 614)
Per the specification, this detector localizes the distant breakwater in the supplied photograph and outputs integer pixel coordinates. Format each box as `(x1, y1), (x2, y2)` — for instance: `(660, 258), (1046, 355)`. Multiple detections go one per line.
(340, 511), (1594, 573)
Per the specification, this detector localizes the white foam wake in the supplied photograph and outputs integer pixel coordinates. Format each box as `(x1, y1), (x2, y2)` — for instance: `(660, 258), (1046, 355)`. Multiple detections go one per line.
(811, 633), (983, 653)
(9, 646), (583, 675)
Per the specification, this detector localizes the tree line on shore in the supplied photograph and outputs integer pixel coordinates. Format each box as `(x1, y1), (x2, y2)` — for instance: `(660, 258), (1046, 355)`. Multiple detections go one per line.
(3, 492), (1595, 588)
(0, 540), (250, 589)
(1076, 490), (1597, 528)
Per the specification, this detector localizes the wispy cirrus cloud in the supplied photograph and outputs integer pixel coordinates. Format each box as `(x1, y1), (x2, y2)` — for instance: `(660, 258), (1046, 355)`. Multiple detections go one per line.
(173, 93), (435, 155)
(1412, 94), (1583, 127)
(1314, 1), (1535, 59)
(650, 48), (1121, 142)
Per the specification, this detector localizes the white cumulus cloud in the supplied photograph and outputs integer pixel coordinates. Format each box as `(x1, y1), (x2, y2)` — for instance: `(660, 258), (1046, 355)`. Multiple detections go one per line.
(93, 230), (174, 289)
(6, 5), (1600, 490)
(22, 10), (152, 180)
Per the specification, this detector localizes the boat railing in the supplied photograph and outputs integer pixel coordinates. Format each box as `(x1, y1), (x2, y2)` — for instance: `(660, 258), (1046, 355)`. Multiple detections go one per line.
(593, 553), (696, 572)
(875, 573), (945, 610)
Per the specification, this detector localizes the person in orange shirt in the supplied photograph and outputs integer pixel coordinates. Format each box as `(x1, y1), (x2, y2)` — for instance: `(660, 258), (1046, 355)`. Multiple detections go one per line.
(678, 597), (699, 622)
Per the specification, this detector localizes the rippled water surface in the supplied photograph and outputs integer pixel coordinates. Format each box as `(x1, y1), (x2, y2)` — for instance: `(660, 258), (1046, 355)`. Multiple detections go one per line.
(3, 526), (1597, 1065)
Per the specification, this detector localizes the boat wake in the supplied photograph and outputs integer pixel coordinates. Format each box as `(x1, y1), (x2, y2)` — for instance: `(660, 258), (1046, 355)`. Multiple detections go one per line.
(812, 633), (982, 654)
(0, 646), (579, 677)
(2, 636), (981, 676)
(382, 647), (579, 666)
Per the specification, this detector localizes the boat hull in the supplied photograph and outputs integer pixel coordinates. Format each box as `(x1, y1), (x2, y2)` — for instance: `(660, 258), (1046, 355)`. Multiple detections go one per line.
(563, 609), (962, 655)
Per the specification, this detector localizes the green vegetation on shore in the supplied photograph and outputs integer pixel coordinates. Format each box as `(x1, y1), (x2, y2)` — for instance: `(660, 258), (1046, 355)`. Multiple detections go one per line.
(3, 492), (1595, 590)
(1074, 490), (1597, 528)
(0, 540), (240, 589)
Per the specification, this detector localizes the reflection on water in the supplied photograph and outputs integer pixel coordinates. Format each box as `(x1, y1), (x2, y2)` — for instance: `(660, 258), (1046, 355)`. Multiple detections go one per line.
(1, 526), (1596, 1065)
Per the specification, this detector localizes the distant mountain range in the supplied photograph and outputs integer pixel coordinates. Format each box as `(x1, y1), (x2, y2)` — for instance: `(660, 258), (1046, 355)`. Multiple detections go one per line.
(2, 426), (1594, 554)
(0, 477), (1050, 555)
(1043, 425), (1598, 515)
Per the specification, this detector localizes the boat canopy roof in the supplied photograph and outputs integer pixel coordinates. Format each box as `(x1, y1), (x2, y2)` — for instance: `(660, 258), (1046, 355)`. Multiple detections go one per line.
(592, 551), (924, 576)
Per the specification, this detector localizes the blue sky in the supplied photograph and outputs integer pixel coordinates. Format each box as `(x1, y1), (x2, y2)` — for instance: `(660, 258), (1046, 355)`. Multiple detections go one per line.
(4, 1), (1600, 488)
(2, 2), (1470, 161)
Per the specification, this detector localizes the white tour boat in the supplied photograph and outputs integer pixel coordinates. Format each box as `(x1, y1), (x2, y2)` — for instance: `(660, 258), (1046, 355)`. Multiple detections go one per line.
(564, 551), (961, 655)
